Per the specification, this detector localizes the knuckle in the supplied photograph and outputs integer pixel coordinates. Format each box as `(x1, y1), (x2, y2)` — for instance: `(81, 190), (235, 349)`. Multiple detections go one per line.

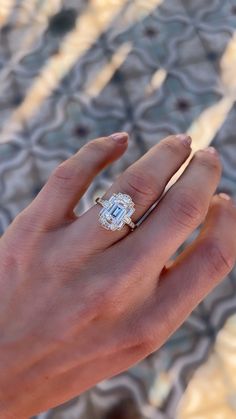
(12, 210), (28, 229)
(122, 169), (157, 206)
(51, 162), (78, 191)
(84, 285), (121, 319)
(129, 322), (157, 355)
(9, 212), (30, 238)
(204, 238), (235, 276)
(70, 288), (107, 322)
(169, 190), (203, 229)
(12, 207), (44, 233)
(83, 139), (107, 156)
(51, 162), (76, 188)
(138, 335), (156, 355)
(100, 285), (127, 317)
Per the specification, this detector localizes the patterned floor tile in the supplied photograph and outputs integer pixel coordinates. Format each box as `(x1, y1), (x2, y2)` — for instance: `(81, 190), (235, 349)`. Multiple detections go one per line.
(177, 315), (236, 419)
(105, 7), (206, 70)
(0, 1), (236, 418)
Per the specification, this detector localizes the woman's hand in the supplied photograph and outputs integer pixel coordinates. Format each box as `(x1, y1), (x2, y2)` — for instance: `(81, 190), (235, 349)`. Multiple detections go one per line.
(0, 132), (236, 418)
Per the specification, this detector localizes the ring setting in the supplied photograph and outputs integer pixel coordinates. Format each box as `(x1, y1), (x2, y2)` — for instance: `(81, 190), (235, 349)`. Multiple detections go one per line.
(96, 193), (136, 231)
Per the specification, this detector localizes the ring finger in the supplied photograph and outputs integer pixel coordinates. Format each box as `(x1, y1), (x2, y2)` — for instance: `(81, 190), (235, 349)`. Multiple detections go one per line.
(70, 134), (192, 250)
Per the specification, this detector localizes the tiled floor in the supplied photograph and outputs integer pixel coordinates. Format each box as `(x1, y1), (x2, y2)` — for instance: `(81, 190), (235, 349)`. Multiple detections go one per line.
(0, 1), (236, 418)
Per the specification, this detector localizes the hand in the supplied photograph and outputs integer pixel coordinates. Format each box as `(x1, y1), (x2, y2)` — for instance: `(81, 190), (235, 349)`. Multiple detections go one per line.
(0, 132), (236, 418)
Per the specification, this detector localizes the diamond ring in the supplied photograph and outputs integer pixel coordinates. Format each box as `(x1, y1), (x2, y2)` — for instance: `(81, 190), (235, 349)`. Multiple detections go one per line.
(96, 193), (136, 231)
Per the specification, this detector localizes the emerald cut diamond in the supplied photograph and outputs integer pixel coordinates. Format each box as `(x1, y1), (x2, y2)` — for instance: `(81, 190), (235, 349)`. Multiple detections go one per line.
(99, 193), (135, 231)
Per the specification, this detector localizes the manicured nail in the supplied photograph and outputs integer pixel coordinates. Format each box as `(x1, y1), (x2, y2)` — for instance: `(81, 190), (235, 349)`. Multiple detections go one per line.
(176, 134), (192, 147)
(205, 146), (217, 154)
(110, 132), (129, 143)
(219, 192), (236, 208)
(219, 193), (232, 201)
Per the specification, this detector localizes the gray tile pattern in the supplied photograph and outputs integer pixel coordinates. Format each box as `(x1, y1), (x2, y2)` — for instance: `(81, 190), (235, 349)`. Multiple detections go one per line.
(0, 0), (236, 418)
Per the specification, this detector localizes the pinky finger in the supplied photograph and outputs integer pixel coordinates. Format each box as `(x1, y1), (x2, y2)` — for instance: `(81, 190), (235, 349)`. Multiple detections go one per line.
(137, 194), (236, 353)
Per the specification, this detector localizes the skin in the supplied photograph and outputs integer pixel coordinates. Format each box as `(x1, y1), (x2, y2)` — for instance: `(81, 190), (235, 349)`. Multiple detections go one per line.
(0, 132), (236, 418)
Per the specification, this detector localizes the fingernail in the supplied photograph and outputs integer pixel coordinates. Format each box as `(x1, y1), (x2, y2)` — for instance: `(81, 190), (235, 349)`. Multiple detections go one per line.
(110, 132), (129, 143)
(219, 193), (232, 201)
(176, 134), (192, 147)
(204, 146), (217, 154)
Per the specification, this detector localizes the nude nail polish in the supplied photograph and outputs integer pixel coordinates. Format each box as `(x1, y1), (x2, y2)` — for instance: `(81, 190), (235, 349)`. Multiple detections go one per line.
(205, 146), (217, 154)
(219, 193), (232, 201)
(176, 134), (192, 147)
(110, 132), (129, 143)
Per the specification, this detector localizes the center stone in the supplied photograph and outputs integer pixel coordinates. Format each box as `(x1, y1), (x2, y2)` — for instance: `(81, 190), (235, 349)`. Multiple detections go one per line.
(99, 193), (135, 231)
(110, 204), (126, 220)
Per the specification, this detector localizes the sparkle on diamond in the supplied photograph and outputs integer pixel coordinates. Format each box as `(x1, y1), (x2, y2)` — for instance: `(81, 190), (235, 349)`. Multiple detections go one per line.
(99, 193), (135, 231)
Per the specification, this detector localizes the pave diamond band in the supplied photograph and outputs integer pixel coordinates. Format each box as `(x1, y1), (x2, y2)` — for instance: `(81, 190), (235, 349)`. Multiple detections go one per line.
(96, 193), (136, 231)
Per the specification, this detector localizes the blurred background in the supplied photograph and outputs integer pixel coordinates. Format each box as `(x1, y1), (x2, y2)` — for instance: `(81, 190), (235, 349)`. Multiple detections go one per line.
(1, 0), (236, 418)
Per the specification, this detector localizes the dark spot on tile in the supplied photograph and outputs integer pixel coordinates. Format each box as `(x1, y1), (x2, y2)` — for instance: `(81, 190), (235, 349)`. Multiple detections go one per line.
(0, 143), (21, 160)
(52, 47), (60, 56)
(74, 125), (90, 137)
(49, 8), (77, 35)
(176, 98), (191, 112)
(12, 94), (23, 106)
(206, 51), (218, 62)
(144, 26), (159, 38)
(112, 71), (123, 84)
(0, 24), (11, 35)
(33, 185), (43, 197)
(231, 5), (236, 14)
(103, 399), (142, 419)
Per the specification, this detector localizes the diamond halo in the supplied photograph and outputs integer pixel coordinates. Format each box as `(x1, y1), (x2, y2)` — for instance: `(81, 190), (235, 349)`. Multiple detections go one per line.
(97, 193), (135, 231)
